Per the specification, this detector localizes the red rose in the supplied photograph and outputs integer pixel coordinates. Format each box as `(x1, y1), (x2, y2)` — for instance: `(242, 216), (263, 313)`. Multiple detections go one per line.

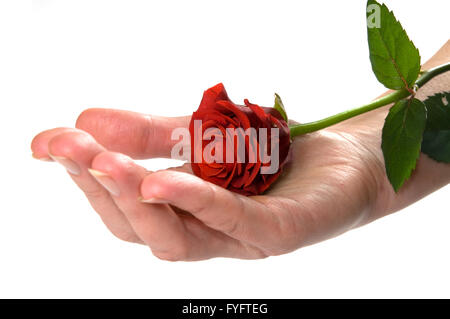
(189, 83), (291, 196)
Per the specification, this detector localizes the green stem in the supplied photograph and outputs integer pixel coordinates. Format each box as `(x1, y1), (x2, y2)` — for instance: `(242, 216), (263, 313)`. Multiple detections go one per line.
(289, 62), (450, 137)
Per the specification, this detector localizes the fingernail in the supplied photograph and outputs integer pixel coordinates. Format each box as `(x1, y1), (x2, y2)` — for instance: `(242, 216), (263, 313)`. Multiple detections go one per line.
(88, 169), (120, 197)
(32, 153), (53, 162)
(49, 154), (81, 175)
(138, 196), (170, 204)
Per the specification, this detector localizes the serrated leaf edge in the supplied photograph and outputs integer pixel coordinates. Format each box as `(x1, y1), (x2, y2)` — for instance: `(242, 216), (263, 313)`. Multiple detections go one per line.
(382, 98), (426, 192)
(367, 0), (421, 90)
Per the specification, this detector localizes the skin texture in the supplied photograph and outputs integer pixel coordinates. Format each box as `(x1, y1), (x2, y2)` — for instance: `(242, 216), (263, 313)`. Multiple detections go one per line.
(31, 41), (450, 261)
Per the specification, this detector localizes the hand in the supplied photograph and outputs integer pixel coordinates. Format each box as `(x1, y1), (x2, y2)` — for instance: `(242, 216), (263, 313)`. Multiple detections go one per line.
(31, 42), (450, 261)
(29, 109), (366, 260)
(25, 108), (405, 261)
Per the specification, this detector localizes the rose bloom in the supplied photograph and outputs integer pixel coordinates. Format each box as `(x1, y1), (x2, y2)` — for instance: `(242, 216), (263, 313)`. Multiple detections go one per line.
(189, 83), (291, 196)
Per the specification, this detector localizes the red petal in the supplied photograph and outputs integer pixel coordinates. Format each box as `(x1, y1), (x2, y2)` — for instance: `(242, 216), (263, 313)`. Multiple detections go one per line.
(216, 100), (251, 129)
(244, 99), (269, 127)
(244, 160), (261, 187)
(198, 83), (230, 111)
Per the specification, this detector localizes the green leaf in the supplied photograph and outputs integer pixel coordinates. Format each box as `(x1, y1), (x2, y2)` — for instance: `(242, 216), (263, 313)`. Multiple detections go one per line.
(423, 91), (450, 131)
(366, 0), (421, 90)
(274, 93), (288, 121)
(382, 98), (427, 191)
(421, 92), (450, 162)
(422, 130), (450, 163)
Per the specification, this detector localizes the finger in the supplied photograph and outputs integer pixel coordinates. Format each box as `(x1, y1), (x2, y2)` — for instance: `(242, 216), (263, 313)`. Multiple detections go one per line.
(140, 170), (292, 255)
(31, 127), (78, 160)
(89, 151), (192, 259)
(47, 130), (142, 243)
(75, 108), (190, 159)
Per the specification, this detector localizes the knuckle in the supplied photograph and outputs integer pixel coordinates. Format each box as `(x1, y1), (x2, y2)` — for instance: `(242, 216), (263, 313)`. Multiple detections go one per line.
(216, 195), (244, 236)
(83, 186), (108, 200)
(139, 114), (172, 157)
(217, 213), (240, 236)
(140, 114), (154, 154)
(225, 220), (239, 236)
(194, 183), (216, 217)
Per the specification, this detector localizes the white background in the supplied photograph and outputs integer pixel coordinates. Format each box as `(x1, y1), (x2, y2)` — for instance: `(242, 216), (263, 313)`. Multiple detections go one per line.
(0, 0), (449, 298)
